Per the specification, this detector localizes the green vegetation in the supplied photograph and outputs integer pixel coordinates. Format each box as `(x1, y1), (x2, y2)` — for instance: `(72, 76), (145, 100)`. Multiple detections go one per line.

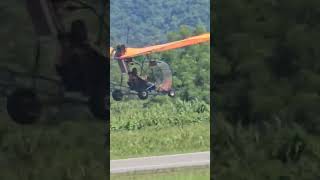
(111, 120), (209, 159)
(110, 97), (210, 160)
(111, 97), (209, 131)
(110, 0), (210, 46)
(213, 0), (320, 179)
(111, 168), (210, 180)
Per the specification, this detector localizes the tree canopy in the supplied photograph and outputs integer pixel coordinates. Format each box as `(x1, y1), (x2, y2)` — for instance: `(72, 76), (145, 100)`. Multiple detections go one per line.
(110, 0), (210, 46)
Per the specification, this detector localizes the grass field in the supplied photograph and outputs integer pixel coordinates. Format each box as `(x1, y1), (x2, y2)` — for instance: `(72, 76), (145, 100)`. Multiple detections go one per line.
(111, 168), (210, 180)
(111, 122), (210, 159)
(110, 97), (210, 159)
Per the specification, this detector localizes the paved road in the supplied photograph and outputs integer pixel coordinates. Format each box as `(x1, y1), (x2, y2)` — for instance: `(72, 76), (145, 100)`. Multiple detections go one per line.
(110, 151), (210, 174)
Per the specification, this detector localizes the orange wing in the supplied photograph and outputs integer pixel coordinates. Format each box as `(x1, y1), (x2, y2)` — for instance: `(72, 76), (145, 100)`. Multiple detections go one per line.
(110, 33), (210, 59)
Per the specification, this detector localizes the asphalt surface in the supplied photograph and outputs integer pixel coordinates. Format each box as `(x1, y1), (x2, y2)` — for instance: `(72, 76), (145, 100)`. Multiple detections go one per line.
(110, 151), (210, 174)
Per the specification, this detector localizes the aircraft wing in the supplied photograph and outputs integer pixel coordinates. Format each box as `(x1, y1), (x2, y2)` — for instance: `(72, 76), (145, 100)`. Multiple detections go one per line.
(111, 33), (210, 59)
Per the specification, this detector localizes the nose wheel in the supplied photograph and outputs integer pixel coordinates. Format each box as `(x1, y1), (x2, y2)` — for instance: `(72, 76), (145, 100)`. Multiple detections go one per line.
(168, 90), (175, 97)
(138, 91), (148, 100)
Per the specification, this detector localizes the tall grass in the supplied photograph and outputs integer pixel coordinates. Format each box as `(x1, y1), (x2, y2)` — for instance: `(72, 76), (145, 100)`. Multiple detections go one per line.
(110, 96), (210, 159)
(111, 96), (210, 131)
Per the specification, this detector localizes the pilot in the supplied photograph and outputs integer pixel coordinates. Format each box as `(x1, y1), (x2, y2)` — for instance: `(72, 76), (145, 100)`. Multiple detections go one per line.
(128, 68), (154, 91)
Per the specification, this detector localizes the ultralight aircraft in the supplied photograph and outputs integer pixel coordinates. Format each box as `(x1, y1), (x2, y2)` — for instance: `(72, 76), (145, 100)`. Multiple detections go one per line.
(109, 33), (210, 101)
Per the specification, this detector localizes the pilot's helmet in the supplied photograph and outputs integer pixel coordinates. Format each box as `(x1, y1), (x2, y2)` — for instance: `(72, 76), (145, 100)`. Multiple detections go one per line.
(115, 45), (126, 57)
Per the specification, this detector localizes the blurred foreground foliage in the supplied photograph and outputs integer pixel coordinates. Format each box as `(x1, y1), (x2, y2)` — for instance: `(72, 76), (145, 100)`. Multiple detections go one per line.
(213, 0), (320, 179)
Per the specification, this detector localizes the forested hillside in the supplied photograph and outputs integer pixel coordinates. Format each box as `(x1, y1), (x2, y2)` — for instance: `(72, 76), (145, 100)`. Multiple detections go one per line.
(110, 0), (210, 46)
(213, 0), (320, 179)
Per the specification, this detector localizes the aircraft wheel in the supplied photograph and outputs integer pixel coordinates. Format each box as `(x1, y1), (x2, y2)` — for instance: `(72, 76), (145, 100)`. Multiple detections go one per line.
(138, 91), (148, 100)
(168, 90), (175, 97)
(6, 88), (42, 124)
(89, 93), (108, 120)
(112, 90), (123, 101)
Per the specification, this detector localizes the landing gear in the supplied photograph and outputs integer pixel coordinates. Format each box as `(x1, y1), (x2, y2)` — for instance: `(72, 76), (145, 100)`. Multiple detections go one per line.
(168, 89), (175, 97)
(112, 89), (123, 101)
(6, 88), (42, 124)
(138, 90), (148, 100)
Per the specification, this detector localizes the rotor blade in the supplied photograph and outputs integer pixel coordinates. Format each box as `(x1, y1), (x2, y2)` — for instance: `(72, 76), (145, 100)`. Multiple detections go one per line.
(119, 33), (210, 59)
